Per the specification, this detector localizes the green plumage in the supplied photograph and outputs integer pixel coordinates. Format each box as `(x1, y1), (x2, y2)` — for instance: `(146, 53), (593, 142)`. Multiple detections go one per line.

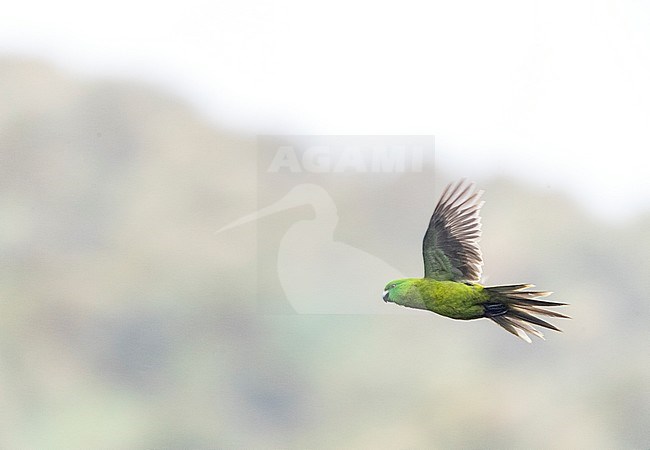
(383, 180), (569, 342)
(384, 278), (485, 319)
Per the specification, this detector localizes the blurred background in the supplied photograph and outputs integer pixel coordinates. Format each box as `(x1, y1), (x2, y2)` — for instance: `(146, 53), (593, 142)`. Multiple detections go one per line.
(1, 1), (650, 448)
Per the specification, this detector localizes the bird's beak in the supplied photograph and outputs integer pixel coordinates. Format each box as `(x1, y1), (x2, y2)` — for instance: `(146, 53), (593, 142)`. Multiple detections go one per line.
(215, 191), (302, 234)
(383, 290), (389, 302)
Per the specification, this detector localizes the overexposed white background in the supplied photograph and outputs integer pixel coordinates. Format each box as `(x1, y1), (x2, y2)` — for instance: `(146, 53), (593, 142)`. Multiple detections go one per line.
(2, 0), (649, 220)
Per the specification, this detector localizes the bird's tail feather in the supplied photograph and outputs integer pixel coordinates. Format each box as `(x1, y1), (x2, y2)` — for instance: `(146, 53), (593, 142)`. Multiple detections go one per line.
(484, 284), (569, 343)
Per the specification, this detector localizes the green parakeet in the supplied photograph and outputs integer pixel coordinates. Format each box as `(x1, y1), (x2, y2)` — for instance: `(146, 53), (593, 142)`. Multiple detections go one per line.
(383, 180), (568, 342)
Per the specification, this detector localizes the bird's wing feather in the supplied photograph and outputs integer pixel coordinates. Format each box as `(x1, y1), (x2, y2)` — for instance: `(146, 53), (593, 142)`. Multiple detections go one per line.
(422, 179), (484, 281)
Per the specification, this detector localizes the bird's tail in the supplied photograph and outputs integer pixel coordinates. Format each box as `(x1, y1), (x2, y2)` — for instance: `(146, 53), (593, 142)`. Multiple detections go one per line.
(483, 284), (569, 343)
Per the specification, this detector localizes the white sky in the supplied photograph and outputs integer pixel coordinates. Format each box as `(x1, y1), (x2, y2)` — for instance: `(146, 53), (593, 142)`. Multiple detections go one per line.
(2, 0), (649, 221)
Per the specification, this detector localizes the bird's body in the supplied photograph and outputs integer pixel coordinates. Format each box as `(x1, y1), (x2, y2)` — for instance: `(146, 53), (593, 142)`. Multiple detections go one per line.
(383, 180), (568, 342)
(384, 278), (485, 319)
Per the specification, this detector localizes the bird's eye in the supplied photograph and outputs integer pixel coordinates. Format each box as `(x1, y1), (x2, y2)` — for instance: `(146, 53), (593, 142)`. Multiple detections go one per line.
(390, 284), (396, 289)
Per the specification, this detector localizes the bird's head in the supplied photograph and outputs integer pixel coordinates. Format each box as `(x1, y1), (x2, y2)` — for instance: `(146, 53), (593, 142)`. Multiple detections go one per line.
(383, 278), (427, 310)
(383, 279), (410, 303)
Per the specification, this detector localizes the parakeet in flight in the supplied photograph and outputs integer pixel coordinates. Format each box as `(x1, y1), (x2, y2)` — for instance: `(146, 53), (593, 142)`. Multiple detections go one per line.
(383, 179), (568, 342)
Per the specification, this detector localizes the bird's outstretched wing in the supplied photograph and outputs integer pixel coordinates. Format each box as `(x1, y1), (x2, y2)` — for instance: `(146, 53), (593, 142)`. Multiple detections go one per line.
(422, 179), (484, 281)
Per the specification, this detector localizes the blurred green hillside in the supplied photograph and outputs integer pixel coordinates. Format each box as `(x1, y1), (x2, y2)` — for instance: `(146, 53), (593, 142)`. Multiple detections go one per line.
(1, 58), (648, 449)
